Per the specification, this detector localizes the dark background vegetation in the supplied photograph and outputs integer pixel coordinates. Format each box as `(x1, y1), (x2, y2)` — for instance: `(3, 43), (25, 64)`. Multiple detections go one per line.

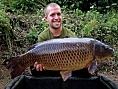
(0, 0), (118, 87)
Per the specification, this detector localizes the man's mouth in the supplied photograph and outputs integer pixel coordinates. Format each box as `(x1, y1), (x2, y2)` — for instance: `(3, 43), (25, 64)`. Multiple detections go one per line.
(53, 21), (61, 25)
(53, 21), (60, 23)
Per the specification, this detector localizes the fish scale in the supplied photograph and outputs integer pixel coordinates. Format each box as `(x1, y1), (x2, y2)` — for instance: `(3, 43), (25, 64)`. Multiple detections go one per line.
(36, 42), (94, 70)
(25, 43), (91, 69)
(2, 37), (114, 81)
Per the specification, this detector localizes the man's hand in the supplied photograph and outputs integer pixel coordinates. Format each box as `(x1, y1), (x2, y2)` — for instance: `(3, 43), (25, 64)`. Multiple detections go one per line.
(34, 62), (46, 71)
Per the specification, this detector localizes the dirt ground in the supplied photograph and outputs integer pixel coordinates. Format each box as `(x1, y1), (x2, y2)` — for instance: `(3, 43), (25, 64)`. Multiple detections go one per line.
(0, 63), (11, 89)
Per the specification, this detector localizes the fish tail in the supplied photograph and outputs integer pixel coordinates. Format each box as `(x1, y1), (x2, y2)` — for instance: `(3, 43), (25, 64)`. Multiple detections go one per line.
(2, 56), (26, 78)
(2, 56), (18, 69)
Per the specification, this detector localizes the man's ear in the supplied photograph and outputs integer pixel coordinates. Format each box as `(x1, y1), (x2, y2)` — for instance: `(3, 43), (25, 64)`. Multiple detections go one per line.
(44, 16), (48, 21)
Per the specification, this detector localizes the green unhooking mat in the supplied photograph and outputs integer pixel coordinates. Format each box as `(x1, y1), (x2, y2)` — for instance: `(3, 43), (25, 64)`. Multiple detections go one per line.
(5, 74), (118, 89)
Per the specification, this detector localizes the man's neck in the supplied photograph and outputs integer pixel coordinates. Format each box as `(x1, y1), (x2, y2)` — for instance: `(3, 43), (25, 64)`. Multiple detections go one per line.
(50, 27), (62, 37)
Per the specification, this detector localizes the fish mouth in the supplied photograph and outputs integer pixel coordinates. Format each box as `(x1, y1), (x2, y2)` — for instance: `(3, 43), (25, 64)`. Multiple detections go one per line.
(111, 48), (115, 57)
(107, 47), (115, 57)
(111, 52), (114, 57)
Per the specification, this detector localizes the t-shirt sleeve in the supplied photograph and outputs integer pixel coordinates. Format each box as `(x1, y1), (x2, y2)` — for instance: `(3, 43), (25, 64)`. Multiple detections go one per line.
(66, 29), (76, 37)
(37, 29), (51, 42)
(38, 31), (47, 42)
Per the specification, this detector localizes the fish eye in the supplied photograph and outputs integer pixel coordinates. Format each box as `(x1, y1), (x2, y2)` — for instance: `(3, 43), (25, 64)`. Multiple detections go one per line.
(100, 45), (105, 51)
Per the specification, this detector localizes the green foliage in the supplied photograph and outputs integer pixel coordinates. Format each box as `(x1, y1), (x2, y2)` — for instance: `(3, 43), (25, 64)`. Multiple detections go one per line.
(62, 9), (118, 46)
(95, 0), (118, 13)
(90, 10), (118, 45)
(42, 0), (117, 12)
(0, 10), (11, 31)
(26, 19), (48, 44)
(0, 0), (44, 14)
(0, 9), (13, 54)
(1, 0), (117, 14)
(26, 26), (39, 44)
(13, 0), (42, 13)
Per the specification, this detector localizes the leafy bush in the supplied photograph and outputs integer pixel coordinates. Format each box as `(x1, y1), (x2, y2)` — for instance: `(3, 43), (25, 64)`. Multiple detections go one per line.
(0, 0), (45, 14)
(1, 0), (117, 14)
(95, 0), (118, 13)
(62, 9), (118, 46)
(0, 9), (13, 54)
(26, 19), (48, 44)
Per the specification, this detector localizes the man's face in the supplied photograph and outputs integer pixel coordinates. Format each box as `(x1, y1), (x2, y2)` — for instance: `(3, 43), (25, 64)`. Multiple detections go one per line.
(45, 6), (62, 29)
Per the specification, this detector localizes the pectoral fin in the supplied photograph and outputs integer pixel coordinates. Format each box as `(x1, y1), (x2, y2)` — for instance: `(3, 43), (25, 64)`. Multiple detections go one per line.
(88, 60), (98, 74)
(60, 71), (72, 81)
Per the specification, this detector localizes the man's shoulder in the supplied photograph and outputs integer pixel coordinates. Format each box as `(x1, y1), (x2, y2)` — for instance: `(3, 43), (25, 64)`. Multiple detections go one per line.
(38, 29), (50, 42)
(63, 28), (76, 37)
(40, 29), (49, 35)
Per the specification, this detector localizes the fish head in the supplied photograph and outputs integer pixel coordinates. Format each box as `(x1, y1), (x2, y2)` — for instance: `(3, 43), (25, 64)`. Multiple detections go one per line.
(94, 40), (114, 61)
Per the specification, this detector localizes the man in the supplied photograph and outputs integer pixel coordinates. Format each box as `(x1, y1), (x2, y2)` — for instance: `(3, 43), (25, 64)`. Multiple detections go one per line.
(31, 3), (90, 77)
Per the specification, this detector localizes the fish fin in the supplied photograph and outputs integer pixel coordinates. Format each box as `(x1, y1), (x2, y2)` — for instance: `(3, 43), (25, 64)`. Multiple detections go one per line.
(2, 56), (19, 69)
(2, 56), (26, 79)
(88, 60), (98, 74)
(60, 71), (72, 81)
(11, 64), (25, 79)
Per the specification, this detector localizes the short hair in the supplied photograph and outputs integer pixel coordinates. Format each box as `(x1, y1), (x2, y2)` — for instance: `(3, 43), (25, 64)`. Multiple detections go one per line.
(44, 3), (60, 16)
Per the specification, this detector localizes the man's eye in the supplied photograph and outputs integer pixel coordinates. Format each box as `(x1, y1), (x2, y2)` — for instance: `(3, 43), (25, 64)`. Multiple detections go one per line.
(57, 13), (61, 16)
(50, 14), (55, 17)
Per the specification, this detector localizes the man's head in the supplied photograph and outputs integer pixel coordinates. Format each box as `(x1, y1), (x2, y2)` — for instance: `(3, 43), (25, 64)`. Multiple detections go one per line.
(44, 3), (62, 29)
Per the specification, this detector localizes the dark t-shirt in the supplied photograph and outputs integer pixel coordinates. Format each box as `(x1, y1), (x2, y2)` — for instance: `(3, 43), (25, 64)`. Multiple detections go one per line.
(38, 27), (76, 42)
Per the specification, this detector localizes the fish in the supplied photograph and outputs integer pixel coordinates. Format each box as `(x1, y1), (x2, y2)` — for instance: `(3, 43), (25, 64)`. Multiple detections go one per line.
(2, 37), (114, 81)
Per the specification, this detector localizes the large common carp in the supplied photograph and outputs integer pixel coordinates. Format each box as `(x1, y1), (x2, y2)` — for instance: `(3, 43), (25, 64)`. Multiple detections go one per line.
(2, 37), (114, 81)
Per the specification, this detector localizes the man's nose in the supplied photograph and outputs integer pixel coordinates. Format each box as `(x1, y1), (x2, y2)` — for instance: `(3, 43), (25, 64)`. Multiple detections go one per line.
(54, 14), (58, 19)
